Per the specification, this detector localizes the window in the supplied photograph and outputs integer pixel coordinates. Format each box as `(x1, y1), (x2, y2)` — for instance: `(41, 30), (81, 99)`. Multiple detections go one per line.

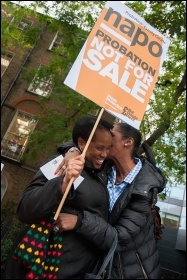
(160, 212), (180, 228)
(1, 111), (37, 161)
(1, 49), (14, 77)
(49, 32), (64, 54)
(1, 174), (7, 201)
(179, 206), (186, 229)
(27, 65), (53, 96)
(11, 17), (33, 32)
(1, 163), (4, 171)
(17, 18), (33, 30)
(89, 109), (99, 117)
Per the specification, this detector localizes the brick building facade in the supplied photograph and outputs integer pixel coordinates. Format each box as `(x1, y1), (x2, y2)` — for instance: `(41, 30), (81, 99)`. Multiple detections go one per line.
(1, 8), (56, 209)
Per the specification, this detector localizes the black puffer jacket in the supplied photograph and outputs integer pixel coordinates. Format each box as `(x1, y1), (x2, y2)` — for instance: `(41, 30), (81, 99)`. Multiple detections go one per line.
(73, 157), (166, 279)
(5, 150), (110, 279)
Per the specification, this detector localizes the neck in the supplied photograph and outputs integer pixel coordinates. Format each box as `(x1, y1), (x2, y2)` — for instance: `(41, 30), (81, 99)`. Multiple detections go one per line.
(114, 158), (135, 185)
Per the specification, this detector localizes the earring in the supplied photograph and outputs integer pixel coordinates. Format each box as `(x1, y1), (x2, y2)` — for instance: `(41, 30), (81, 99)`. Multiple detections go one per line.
(125, 144), (127, 146)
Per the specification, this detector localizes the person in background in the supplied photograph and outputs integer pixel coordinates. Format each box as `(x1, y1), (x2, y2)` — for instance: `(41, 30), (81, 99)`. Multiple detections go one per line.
(55, 122), (166, 279)
(3, 116), (114, 279)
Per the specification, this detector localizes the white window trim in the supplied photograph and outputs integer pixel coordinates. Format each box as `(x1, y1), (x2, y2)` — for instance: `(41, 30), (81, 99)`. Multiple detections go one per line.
(27, 64), (53, 96)
(90, 109), (99, 117)
(48, 31), (63, 52)
(1, 174), (8, 201)
(1, 49), (15, 77)
(11, 16), (33, 31)
(49, 32), (58, 50)
(1, 110), (37, 161)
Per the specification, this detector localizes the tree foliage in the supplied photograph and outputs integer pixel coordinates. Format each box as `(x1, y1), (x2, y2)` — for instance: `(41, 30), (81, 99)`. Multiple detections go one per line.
(2, 1), (186, 187)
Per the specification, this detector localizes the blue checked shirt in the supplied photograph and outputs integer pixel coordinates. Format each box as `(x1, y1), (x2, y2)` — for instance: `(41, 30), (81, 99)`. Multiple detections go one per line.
(107, 158), (142, 212)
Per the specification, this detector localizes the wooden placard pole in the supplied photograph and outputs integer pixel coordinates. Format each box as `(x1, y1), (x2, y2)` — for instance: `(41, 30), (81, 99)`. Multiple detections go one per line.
(53, 107), (105, 221)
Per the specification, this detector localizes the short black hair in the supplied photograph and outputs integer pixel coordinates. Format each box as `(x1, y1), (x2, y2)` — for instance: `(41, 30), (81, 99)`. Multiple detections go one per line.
(72, 116), (113, 145)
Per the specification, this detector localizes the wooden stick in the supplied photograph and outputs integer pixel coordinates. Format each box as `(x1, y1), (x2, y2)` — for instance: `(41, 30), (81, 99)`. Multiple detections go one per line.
(53, 107), (105, 221)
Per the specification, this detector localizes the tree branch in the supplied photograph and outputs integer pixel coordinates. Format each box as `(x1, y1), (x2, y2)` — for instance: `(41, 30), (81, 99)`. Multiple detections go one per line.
(156, 80), (172, 86)
(139, 69), (186, 153)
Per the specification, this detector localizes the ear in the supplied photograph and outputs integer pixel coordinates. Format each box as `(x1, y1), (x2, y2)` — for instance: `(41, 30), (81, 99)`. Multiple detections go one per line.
(77, 137), (86, 152)
(124, 137), (134, 147)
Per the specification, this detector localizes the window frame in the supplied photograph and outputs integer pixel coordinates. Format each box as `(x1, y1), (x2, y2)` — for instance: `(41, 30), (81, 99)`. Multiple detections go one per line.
(1, 110), (37, 161)
(48, 31), (64, 53)
(1, 174), (8, 201)
(1, 49), (15, 77)
(11, 16), (33, 31)
(89, 109), (99, 117)
(27, 64), (53, 96)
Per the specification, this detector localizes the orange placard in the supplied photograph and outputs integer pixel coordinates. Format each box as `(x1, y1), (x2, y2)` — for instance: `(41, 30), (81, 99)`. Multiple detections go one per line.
(64, 1), (170, 129)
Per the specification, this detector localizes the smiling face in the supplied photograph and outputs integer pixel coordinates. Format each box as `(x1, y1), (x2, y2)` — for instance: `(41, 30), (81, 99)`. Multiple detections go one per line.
(78, 129), (112, 169)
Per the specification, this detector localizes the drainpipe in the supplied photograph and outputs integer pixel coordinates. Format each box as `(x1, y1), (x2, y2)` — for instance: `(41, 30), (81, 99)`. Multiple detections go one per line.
(1, 22), (48, 107)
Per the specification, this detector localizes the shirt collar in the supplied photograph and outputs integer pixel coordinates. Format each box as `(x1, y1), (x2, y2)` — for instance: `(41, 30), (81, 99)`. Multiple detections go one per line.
(112, 157), (142, 185)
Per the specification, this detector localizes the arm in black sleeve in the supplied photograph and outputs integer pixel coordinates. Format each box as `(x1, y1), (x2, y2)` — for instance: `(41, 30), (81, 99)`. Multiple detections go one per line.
(16, 155), (74, 224)
(57, 140), (77, 155)
(75, 211), (116, 251)
(75, 195), (151, 252)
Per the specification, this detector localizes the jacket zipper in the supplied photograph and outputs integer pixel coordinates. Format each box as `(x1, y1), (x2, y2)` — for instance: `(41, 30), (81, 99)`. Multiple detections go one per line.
(96, 174), (105, 186)
(135, 250), (148, 279)
(96, 174), (110, 215)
